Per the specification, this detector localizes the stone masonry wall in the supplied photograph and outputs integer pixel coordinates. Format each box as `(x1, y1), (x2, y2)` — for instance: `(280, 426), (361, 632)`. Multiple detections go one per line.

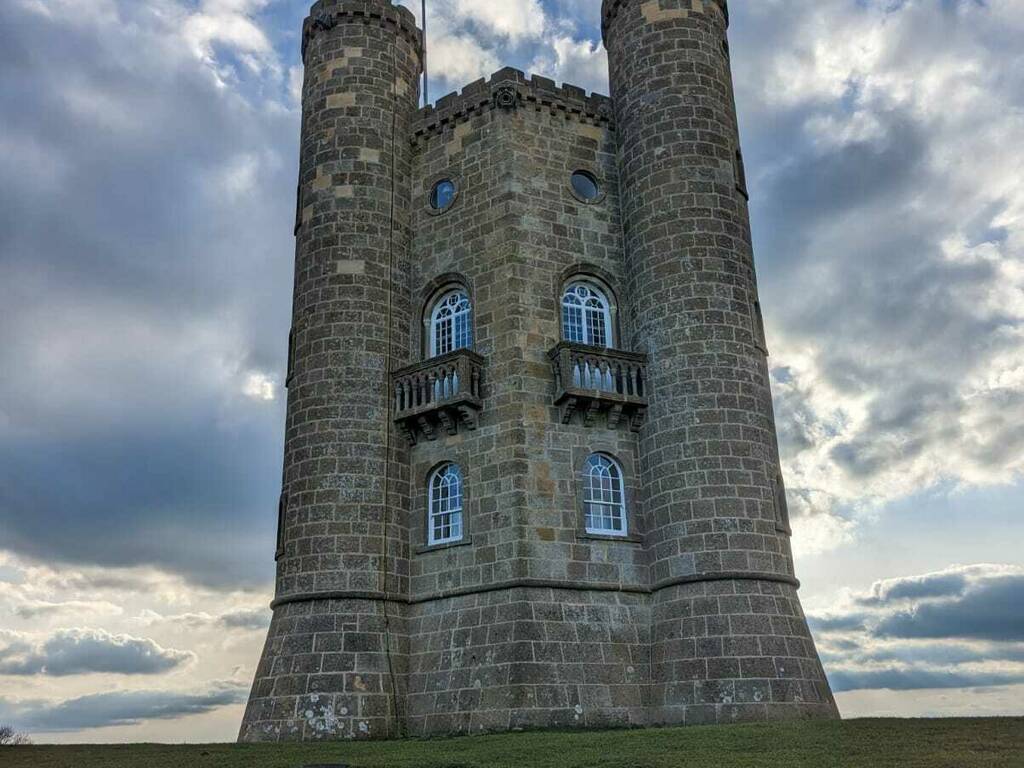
(241, 0), (837, 741)
(603, 0), (837, 723)
(240, 0), (422, 741)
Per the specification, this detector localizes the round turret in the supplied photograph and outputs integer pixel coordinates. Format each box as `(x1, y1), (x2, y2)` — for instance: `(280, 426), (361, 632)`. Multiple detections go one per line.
(240, 0), (422, 742)
(603, 0), (838, 724)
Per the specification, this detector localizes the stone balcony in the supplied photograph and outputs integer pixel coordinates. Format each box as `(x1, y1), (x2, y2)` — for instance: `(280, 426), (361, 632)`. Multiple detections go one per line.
(392, 350), (485, 445)
(549, 342), (648, 430)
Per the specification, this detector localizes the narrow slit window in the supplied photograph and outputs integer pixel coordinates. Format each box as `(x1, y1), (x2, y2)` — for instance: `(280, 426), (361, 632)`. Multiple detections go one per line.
(276, 492), (287, 559)
(735, 148), (748, 198)
(774, 474), (791, 533)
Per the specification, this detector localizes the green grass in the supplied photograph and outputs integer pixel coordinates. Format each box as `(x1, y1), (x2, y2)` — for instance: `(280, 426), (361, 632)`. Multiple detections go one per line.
(5, 719), (1023, 768)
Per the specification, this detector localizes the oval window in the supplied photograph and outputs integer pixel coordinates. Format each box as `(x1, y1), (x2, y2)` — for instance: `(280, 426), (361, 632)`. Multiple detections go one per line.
(570, 170), (601, 202)
(430, 179), (457, 211)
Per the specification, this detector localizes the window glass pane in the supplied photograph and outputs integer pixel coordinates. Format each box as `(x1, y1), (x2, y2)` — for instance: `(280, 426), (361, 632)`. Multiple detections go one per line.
(562, 283), (612, 347)
(582, 454), (627, 535)
(429, 464), (464, 545)
(571, 171), (600, 201)
(430, 179), (456, 210)
(431, 291), (472, 357)
(563, 304), (584, 343)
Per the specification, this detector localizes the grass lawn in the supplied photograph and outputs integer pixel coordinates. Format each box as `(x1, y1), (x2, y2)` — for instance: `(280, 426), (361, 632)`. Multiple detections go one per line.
(4, 718), (1023, 768)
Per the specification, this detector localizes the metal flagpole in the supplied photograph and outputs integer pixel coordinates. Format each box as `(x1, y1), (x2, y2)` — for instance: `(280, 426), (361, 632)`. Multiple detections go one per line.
(422, 0), (428, 105)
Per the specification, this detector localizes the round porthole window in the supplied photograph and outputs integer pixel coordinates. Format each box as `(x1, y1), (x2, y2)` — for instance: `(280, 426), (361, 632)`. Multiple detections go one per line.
(430, 179), (457, 212)
(570, 170), (601, 203)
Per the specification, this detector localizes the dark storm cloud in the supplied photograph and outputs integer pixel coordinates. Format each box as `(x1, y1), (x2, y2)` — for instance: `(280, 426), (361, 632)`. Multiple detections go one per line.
(875, 575), (1024, 642)
(813, 566), (1024, 643)
(821, 641), (1024, 668)
(219, 608), (272, 631)
(807, 613), (870, 633)
(857, 570), (970, 605)
(829, 667), (1024, 694)
(0, 684), (246, 732)
(0, 1), (295, 587)
(0, 629), (193, 676)
(0, 419), (281, 587)
(810, 566), (1024, 692)
(1, 0), (1021, 613)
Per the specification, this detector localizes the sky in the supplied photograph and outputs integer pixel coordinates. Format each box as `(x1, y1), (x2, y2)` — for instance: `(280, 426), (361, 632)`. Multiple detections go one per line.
(1, 0), (1023, 744)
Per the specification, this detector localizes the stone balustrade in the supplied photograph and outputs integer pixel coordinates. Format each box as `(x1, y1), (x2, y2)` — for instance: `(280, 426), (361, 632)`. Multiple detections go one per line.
(392, 350), (484, 444)
(548, 342), (648, 430)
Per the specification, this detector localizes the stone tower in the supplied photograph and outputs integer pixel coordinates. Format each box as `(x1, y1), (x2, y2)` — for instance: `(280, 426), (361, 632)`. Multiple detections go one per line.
(240, 0), (838, 742)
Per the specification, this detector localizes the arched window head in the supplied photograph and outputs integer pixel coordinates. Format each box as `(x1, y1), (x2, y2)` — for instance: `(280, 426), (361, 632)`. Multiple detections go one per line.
(430, 290), (472, 357)
(562, 281), (613, 348)
(582, 454), (627, 536)
(428, 463), (464, 545)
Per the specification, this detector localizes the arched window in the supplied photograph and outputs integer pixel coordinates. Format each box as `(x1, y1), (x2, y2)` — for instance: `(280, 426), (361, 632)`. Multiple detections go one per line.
(428, 463), (464, 545)
(562, 281), (613, 348)
(430, 290), (473, 357)
(582, 454), (627, 536)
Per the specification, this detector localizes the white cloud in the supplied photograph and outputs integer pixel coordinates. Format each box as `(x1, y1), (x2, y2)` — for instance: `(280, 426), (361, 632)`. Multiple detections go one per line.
(451, 0), (547, 44)
(241, 371), (276, 402)
(180, 0), (279, 83)
(0, 681), (247, 732)
(529, 35), (608, 94)
(809, 564), (1024, 698)
(742, 0), (1024, 554)
(0, 628), (195, 677)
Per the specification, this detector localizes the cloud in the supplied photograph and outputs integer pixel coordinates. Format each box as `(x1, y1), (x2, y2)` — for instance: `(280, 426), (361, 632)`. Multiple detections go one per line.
(0, 683), (246, 732)
(528, 35), (608, 95)
(725, 0), (1024, 552)
(810, 564), (1024, 693)
(0, 0), (290, 588)
(132, 607), (270, 632)
(0, 628), (194, 677)
(219, 608), (271, 630)
(10, 599), (124, 621)
(875, 574), (1024, 643)
(398, 0), (603, 100)
(829, 667), (1024, 694)
(451, 0), (547, 44)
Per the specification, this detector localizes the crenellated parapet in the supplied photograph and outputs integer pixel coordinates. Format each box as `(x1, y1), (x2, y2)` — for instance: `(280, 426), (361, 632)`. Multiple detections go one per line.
(302, 0), (423, 63)
(601, 0), (729, 41)
(412, 67), (613, 143)
(243, 0), (837, 742)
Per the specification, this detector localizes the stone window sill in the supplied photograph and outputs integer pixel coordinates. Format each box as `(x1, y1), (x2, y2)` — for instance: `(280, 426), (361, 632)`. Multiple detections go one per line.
(415, 538), (473, 555)
(578, 532), (643, 545)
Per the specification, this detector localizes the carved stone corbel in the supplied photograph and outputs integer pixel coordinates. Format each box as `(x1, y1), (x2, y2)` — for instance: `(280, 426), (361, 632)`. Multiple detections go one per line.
(561, 397), (578, 425)
(437, 409), (457, 436)
(630, 407), (647, 433)
(457, 405), (479, 431)
(417, 416), (437, 442)
(397, 420), (417, 447)
(607, 404), (624, 430)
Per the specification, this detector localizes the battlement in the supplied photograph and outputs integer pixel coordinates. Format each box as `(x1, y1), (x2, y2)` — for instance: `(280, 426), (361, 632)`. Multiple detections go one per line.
(243, 0), (839, 742)
(412, 67), (613, 142)
(302, 0), (423, 64)
(601, 0), (729, 41)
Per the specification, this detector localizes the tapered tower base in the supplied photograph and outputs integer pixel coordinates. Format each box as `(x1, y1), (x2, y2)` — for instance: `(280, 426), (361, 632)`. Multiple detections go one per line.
(241, 0), (837, 741)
